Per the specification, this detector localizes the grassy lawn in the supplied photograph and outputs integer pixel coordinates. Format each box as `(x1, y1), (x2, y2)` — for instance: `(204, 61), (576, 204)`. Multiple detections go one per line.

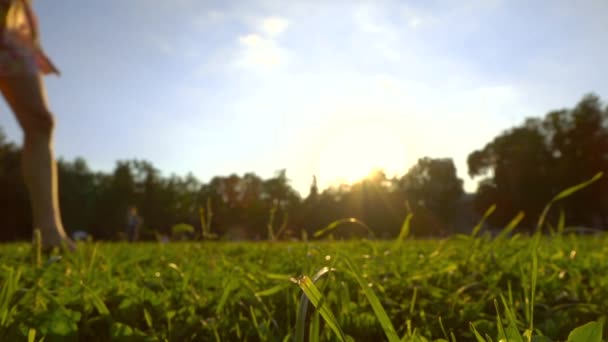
(0, 235), (607, 341)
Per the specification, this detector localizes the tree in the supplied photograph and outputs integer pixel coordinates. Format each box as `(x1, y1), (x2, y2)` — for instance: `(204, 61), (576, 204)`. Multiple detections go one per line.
(0, 128), (30, 240)
(400, 158), (464, 235)
(89, 161), (137, 239)
(262, 169), (301, 207)
(541, 94), (608, 226)
(468, 94), (608, 229)
(468, 121), (554, 228)
(345, 170), (403, 238)
(58, 157), (97, 234)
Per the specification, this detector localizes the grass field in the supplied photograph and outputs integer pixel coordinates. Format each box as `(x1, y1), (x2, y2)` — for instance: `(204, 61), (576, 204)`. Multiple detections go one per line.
(0, 232), (607, 341)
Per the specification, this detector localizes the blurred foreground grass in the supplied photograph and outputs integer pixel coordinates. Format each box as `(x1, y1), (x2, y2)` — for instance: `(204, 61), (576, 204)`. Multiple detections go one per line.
(0, 234), (607, 341)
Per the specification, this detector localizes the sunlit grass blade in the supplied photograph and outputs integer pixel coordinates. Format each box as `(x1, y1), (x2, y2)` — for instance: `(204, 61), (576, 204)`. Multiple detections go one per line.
(295, 275), (347, 342)
(27, 328), (36, 342)
(248, 306), (261, 340)
(471, 204), (496, 237)
(529, 235), (539, 335)
(0, 267), (22, 328)
(294, 267), (334, 342)
(557, 207), (566, 235)
(393, 213), (413, 250)
(264, 273), (294, 281)
(499, 295), (524, 342)
(344, 256), (399, 342)
(275, 211), (290, 240)
(313, 218), (375, 239)
(143, 308), (153, 329)
(254, 284), (291, 297)
(438, 316), (449, 342)
(553, 172), (603, 202)
(309, 311), (320, 342)
(494, 299), (507, 341)
(216, 279), (237, 315)
(200, 197), (216, 239)
(537, 172), (602, 231)
(470, 322), (487, 342)
(81, 282), (110, 316)
(409, 287), (417, 315)
(494, 211), (524, 241)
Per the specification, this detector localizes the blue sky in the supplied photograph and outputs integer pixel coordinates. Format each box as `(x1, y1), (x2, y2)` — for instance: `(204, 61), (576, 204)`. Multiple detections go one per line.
(1, 0), (607, 195)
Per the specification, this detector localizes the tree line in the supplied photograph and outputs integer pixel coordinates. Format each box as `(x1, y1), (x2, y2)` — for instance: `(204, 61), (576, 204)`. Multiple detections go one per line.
(1, 94), (606, 241)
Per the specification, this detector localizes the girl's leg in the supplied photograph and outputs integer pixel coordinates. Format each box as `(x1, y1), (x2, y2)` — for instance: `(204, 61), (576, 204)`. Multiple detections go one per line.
(0, 73), (74, 250)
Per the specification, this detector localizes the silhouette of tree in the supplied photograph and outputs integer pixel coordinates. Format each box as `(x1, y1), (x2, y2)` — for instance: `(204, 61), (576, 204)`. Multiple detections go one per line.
(2, 94), (607, 242)
(0, 128), (30, 240)
(541, 94), (608, 226)
(400, 158), (464, 235)
(468, 121), (553, 228)
(468, 94), (608, 229)
(58, 158), (97, 234)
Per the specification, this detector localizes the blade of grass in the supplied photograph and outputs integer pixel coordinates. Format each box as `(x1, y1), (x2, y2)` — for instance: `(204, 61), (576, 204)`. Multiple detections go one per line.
(471, 205), (496, 237)
(344, 256), (399, 342)
(275, 212), (290, 240)
(216, 279), (237, 315)
(393, 213), (413, 250)
(294, 267), (334, 342)
(494, 211), (525, 241)
(27, 328), (36, 342)
(557, 207), (566, 235)
(81, 282), (110, 316)
(313, 218), (375, 239)
(500, 295), (524, 342)
(295, 275), (347, 342)
(470, 322), (487, 342)
(494, 299), (507, 341)
(255, 284), (291, 297)
(438, 316), (449, 342)
(249, 306), (267, 341)
(309, 311), (320, 342)
(529, 233), (540, 337)
(409, 287), (418, 315)
(0, 267), (22, 328)
(537, 172), (602, 231)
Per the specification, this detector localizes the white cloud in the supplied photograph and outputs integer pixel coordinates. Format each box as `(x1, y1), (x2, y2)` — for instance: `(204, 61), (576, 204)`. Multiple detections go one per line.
(239, 34), (263, 47)
(378, 45), (401, 61)
(261, 17), (289, 36)
(236, 34), (286, 70)
(232, 16), (291, 72)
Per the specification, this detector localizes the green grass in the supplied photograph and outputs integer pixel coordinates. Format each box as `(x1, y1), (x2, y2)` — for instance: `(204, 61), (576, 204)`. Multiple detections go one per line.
(0, 234), (607, 341)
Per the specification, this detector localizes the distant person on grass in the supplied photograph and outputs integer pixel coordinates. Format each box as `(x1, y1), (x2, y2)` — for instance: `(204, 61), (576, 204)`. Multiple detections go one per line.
(0, 0), (74, 250)
(126, 206), (142, 242)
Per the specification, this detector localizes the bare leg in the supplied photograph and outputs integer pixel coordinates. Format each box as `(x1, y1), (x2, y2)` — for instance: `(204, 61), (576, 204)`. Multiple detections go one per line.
(0, 74), (74, 250)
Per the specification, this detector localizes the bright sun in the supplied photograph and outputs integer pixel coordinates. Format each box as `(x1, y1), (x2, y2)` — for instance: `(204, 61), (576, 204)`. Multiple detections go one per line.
(317, 122), (410, 187)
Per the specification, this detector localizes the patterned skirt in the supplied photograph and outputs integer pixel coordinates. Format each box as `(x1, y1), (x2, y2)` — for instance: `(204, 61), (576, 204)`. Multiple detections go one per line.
(0, 0), (58, 76)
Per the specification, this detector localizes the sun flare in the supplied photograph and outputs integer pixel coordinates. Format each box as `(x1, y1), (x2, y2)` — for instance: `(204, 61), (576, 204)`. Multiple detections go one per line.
(317, 123), (410, 188)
